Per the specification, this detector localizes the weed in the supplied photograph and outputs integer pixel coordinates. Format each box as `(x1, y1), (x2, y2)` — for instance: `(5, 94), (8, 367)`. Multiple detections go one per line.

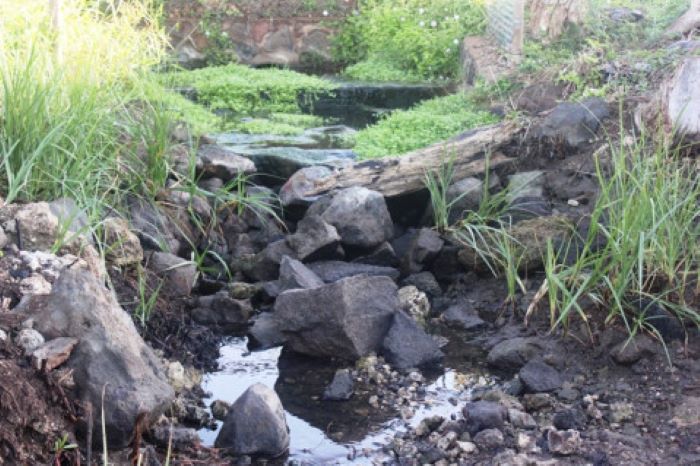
(134, 267), (163, 327)
(52, 433), (78, 466)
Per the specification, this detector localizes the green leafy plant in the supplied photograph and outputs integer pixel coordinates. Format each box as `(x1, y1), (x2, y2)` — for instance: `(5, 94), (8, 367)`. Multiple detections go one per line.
(52, 433), (78, 466)
(134, 267), (163, 327)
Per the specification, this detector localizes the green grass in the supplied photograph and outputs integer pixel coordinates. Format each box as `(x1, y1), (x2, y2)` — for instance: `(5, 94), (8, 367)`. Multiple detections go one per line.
(344, 58), (428, 83)
(538, 132), (700, 339)
(354, 92), (499, 159)
(230, 113), (325, 136)
(159, 64), (337, 114)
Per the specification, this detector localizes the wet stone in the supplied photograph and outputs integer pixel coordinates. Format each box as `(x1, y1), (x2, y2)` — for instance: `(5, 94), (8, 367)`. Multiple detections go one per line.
(462, 401), (506, 435)
(553, 408), (587, 430)
(519, 360), (563, 393)
(473, 428), (504, 450)
(323, 368), (354, 401)
(210, 400), (230, 421)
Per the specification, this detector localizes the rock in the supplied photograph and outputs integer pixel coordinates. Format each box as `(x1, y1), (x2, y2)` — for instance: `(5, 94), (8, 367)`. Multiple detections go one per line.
(0, 329), (6, 342)
(508, 409), (537, 429)
(18, 269), (174, 448)
(547, 429), (581, 456)
(401, 271), (441, 298)
(672, 396), (700, 427)
(128, 198), (181, 254)
(457, 441), (477, 454)
(102, 217), (144, 266)
(15, 328), (45, 354)
(397, 286), (431, 326)
(399, 228), (444, 274)
(150, 424), (200, 450)
(210, 399), (231, 422)
(514, 82), (567, 114)
(312, 187), (394, 249)
(286, 215), (342, 262)
(49, 198), (90, 237)
(458, 216), (572, 273)
(167, 361), (187, 392)
(519, 360), (563, 393)
(228, 282), (260, 300)
(534, 98), (609, 148)
(243, 239), (296, 282)
(279, 166), (334, 206)
(215, 384), (289, 457)
(147, 252), (197, 297)
(352, 242), (399, 267)
(197, 144), (256, 181)
(274, 275), (399, 360)
(487, 337), (542, 370)
(381, 311), (444, 372)
(611, 334), (655, 365)
(553, 408), (587, 430)
(31, 337), (78, 371)
(248, 312), (286, 350)
(462, 401), (506, 435)
(474, 428), (504, 450)
(639, 301), (684, 341)
(15, 202), (59, 251)
(442, 304), (487, 331)
(524, 393), (553, 411)
(649, 57), (700, 143)
(608, 402), (634, 423)
(191, 292), (252, 328)
(307, 261), (400, 283)
(0, 225), (8, 249)
(278, 256), (324, 291)
(430, 245), (465, 282)
(424, 177), (484, 224)
(323, 369), (354, 401)
(507, 171), (545, 203)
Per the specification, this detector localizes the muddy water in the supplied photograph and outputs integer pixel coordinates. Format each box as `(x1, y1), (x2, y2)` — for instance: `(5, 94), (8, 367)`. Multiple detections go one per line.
(198, 334), (492, 463)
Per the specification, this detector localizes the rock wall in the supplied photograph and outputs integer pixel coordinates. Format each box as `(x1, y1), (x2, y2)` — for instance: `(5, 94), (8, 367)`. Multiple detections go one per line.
(165, 0), (357, 70)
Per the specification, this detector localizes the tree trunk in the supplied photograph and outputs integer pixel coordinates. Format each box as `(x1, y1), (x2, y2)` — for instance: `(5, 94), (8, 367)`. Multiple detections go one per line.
(280, 122), (518, 204)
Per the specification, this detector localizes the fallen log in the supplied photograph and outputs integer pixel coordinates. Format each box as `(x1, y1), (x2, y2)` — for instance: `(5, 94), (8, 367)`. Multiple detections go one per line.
(280, 122), (518, 205)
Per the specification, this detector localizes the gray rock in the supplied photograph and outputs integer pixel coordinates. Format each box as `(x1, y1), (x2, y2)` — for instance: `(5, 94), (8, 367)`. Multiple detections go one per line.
(664, 57), (700, 142)
(128, 198), (181, 254)
(280, 166), (334, 206)
(243, 240), (296, 282)
(191, 292), (252, 328)
(18, 269), (174, 448)
(323, 369), (354, 401)
(473, 428), (504, 449)
(463, 401), (507, 435)
(442, 304), (486, 331)
(248, 313), (286, 350)
(535, 98), (609, 148)
(31, 337), (78, 371)
(352, 242), (398, 267)
(0, 225), (8, 249)
(401, 271), (441, 298)
(102, 217), (143, 266)
(215, 384), (289, 457)
(553, 408), (587, 430)
(15, 202), (59, 251)
(400, 228), (444, 274)
(147, 252), (197, 297)
(49, 198), (91, 237)
(15, 328), (45, 354)
(150, 424), (200, 450)
(0, 329), (7, 342)
(286, 215), (342, 262)
(278, 256), (324, 291)
(210, 399), (231, 421)
(314, 187), (394, 249)
(547, 429), (581, 456)
(381, 311), (444, 372)
(487, 337), (542, 370)
(611, 334), (655, 365)
(508, 409), (537, 429)
(197, 144), (256, 181)
(307, 260), (400, 283)
(519, 360), (563, 393)
(274, 275), (399, 360)
(507, 171), (545, 203)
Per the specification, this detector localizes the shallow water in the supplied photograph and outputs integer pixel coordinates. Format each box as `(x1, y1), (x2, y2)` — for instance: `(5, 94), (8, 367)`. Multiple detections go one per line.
(198, 337), (488, 464)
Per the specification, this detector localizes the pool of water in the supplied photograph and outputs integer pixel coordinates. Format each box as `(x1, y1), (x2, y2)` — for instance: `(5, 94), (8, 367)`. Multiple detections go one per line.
(198, 337), (488, 464)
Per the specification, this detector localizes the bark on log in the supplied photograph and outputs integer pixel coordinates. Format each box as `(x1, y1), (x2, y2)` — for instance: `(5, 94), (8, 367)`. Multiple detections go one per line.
(280, 122), (518, 204)
(667, 0), (700, 36)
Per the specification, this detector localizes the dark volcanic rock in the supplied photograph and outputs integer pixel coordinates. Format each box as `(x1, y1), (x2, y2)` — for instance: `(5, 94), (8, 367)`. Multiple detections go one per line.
(462, 401), (507, 436)
(401, 271), (442, 298)
(307, 260), (400, 283)
(286, 215), (343, 262)
(442, 304), (487, 331)
(191, 292), (252, 328)
(197, 144), (256, 181)
(323, 369), (354, 401)
(399, 228), (444, 274)
(19, 269), (174, 448)
(215, 384), (289, 457)
(487, 337), (543, 370)
(381, 311), (444, 372)
(519, 360), (563, 393)
(278, 256), (324, 291)
(534, 97), (609, 148)
(244, 239), (296, 282)
(352, 241), (399, 267)
(273, 275), (399, 360)
(248, 312), (287, 350)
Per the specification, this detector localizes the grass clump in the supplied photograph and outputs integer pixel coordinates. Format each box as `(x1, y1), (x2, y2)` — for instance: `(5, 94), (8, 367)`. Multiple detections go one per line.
(160, 64), (337, 114)
(537, 135), (700, 339)
(334, 0), (487, 81)
(354, 92), (499, 159)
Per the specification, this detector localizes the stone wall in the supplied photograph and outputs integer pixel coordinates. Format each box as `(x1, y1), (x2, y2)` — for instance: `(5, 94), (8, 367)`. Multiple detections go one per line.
(165, 0), (357, 70)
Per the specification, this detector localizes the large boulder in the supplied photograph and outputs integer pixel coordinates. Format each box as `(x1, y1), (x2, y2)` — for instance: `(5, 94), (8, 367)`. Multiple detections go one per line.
(273, 275), (399, 360)
(309, 187), (394, 249)
(215, 384), (289, 457)
(286, 215), (343, 262)
(17, 269), (174, 448)
(534, 98), (609, 148)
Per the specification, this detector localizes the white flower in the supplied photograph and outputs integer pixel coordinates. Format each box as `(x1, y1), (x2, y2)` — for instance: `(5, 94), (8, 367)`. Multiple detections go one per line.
(445, 48), (451, 53)
(453, 38), (459, 45)
(454, 14), (460, 20)
(430, 20), (437, 27)
(418, 8), (425, 14)
(401, 17), (405, 21)
(419, 20), (425, 27)
(322, 9), (329, 16)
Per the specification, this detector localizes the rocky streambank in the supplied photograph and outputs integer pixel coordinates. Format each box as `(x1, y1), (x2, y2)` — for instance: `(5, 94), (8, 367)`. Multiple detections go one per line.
(1, 66), (700, 466)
